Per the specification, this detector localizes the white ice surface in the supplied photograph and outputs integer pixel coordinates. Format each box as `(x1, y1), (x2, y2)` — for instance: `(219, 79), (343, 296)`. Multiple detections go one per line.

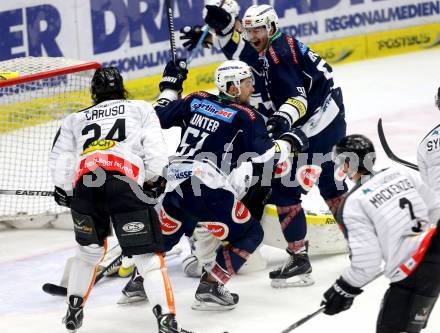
(1, 49), (440, 333)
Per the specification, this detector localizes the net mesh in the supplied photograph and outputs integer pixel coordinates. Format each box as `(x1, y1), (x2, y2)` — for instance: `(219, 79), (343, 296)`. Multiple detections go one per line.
(0, 57), (100, 226)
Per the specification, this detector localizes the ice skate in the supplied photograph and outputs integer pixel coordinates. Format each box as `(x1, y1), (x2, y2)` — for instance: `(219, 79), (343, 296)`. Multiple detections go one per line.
(117, 267), (148, 305)
(153, 305), (194, 333)
(192, 270), (239, 311)
(269, 248), (314, 288)
(62, 295), (84, 333)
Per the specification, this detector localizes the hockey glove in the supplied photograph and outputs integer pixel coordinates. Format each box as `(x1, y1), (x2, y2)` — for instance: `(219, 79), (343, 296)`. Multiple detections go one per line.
(322, 277), (363, 315)
(279, 128), (309, 153)
(266, 111), (293, 139)
(204, 5), (235, 36)
(143, 176), (167, 201)
(54, 186), (72, 208)
(159, 59), (188, 94)
(180, 25), (213, 51)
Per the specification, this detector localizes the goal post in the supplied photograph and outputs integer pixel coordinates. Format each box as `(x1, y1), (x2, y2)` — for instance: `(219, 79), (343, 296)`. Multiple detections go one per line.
(0, 57), (101, 229)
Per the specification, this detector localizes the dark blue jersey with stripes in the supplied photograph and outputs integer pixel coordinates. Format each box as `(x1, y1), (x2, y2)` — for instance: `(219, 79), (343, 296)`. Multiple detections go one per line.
(262, 32), (335, 125)
(155, 91), (274, 171)
(220, 30), (336, 126)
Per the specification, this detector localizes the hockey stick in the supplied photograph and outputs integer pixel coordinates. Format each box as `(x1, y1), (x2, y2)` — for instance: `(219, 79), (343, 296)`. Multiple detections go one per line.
(41, 247), (183, 296)
(0, 189), (53, 196)
(280, 272), (384, 332)
(165, 0), (177, 63)
(377, 118), (419, 171)
(42, 254), (123, 296)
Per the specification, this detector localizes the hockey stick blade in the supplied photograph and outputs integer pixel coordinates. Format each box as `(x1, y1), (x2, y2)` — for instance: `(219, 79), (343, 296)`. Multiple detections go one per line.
(377, 119), (419, 171)
(42, 283), (67, 296)
(281, 307), (325, 333)
(0, 189), (53, 196)
(42, 254), (123, 297)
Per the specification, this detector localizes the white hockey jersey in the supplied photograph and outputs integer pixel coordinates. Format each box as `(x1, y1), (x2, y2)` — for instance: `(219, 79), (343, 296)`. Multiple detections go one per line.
(338, 167), (440, 287)
(417, 124), (440, 195)
(49, 99), (168, 189)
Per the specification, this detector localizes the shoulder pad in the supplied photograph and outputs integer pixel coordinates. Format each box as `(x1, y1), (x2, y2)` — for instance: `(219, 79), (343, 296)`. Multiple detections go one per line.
(229, 102), (257, 121)
(184, 91), (211, 100)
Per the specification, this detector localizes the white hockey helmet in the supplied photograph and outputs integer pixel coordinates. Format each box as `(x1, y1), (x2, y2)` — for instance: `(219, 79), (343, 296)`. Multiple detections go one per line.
(203, 0), (240, 19)
(242, 4), (279, 32)
(215, 60), (253, 98)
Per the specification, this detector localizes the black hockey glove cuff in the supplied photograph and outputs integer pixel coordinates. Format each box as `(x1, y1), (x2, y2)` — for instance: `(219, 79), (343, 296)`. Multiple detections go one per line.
(204, 5), (235, 36)
(143, 176), (167, 201)
(279, 128), (309, 153)
(180, 25), (213, 51)
(159, 59), (188, 94)
(322, 277), (363, 315)
(54, 186), (72, 208)
(266, 111), (292, 139)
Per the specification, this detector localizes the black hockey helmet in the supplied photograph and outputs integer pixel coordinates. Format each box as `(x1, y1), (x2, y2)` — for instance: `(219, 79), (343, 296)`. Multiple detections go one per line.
(436, 86), (440, 110)
(332, 134), (376, 175)
(91, 67), (127, 103)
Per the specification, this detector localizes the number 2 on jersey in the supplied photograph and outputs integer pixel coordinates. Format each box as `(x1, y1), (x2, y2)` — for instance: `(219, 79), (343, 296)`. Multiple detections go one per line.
(399, 197), (422, 233)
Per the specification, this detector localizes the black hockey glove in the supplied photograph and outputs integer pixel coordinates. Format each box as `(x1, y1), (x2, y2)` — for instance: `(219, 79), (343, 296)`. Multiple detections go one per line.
(266, 111), (293, 139)
(322, 277), (363, 315)
(180, 25), (213, 51)
(143, 176), (167, 201)
(279, 128), (309, 153)
(54, 186), (72, 208)
(159, 59), (188, 94)
(204, 5), (235, 36)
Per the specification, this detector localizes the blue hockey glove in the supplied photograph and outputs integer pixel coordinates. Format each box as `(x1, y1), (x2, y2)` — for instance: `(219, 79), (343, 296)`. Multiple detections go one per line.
(267, 111), (293, 139)
(159, 59), (188, 94)
(180, 25), (213, 51)
(143, 176), (167, 200)
(204, 5), (235, 36)
(279, 128), (309, 153)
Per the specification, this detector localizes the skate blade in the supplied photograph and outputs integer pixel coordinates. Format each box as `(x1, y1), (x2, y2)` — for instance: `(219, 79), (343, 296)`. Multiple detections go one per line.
(271, 274), (315, 288)
(117, 295), (148, 305)
(191, 299), (236, 311)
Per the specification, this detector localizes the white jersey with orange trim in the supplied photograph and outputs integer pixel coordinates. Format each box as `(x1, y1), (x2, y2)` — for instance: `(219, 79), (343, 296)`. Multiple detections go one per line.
(49, 99), (168, 189)
(417, 123), (440, 195)
(337, 167), (440, 288)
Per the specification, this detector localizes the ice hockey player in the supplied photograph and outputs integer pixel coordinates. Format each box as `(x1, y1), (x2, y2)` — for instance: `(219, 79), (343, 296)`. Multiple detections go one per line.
(181, 2), (348, 288)
(322, 134), (440, 333)
(153, 58), (309, 310)
(49, 67), (193, 333)
(417, 87), (440, 194)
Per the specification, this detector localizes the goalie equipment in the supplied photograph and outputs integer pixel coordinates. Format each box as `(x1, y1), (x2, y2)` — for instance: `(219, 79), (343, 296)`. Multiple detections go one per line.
(63, 295), (84, 333)
(269, 246), (314, 288)
(182, 254), (203, 278)
(192, 269), (239, 311)
(117, 267), (148, 305)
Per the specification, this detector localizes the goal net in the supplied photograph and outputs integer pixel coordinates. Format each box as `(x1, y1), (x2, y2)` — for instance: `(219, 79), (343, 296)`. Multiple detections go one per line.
(0, 57), (100, 229)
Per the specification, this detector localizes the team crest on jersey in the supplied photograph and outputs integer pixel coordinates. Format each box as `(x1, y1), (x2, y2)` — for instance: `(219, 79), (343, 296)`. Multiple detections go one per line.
(159, 208), (182, 235)
(274, 159), (292, 178)
(190, 98), (237, 123)
(198, 221), (229, 240)
(232, 200), (251, 224)
(296, 165), (322, 191)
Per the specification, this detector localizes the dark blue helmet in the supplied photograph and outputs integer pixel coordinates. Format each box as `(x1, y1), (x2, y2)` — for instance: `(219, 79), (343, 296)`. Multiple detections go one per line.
(91, 67), (126, 103)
